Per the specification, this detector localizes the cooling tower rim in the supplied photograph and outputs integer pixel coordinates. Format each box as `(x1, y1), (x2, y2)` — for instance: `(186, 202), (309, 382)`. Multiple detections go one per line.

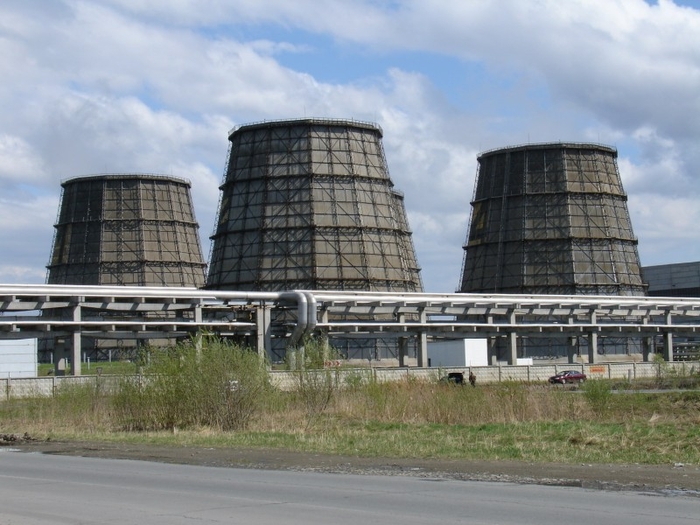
(60, 173), (192, 188)
(477, 141), (617, 161)
(228, 117), (383, 139)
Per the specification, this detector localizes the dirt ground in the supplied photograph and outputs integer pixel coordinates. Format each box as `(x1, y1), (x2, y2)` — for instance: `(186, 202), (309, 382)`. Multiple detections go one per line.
(3, 434), (699, 497)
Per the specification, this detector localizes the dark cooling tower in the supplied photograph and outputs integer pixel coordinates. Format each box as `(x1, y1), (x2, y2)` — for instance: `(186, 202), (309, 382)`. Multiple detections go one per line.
(459, 143), (645, 296)
(47, 174), (206, 287)
(207, 118), (422, 292)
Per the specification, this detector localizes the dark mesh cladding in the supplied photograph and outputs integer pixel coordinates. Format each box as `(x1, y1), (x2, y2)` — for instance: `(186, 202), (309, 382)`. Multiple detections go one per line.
(459, 143), (645, 296)
(207, 118), (422, 293)
(47, 174), (207, 287)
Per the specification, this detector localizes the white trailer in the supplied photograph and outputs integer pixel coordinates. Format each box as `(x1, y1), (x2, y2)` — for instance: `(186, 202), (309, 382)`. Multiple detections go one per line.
(428, 338), (488, 368)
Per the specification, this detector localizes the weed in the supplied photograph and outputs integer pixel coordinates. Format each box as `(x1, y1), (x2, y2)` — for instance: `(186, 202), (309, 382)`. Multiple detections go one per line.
(286, 338), (341, 429)
(582, 379), (613, 417)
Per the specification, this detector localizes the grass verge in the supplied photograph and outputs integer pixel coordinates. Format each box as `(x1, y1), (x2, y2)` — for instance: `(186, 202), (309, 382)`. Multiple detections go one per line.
(4, 338), (700, 466)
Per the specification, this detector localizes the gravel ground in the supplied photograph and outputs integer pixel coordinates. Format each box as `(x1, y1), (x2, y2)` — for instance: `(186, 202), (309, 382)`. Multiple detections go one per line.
(4, 434), (699, 497)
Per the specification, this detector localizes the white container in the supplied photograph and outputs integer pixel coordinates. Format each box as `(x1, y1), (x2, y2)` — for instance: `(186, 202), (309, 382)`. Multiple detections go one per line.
(428, 339), (488, 367)
(0, 339), (38, 378)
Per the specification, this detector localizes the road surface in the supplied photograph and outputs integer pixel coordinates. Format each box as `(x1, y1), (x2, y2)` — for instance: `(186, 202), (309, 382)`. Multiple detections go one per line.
(1, 449), (697, 524)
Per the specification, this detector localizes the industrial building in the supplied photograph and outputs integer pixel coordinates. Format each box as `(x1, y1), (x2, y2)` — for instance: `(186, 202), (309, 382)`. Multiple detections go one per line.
(47, 174), (207, 287)
(458, 143), (646, 360)
(641, 262), (700, 360)
(459, 142), (645, 296)
(642, 262), (700, 297)
(207, 118), (422, 293)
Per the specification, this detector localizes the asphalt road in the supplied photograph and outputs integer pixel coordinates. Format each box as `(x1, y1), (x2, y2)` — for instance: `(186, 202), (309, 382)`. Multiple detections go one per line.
(1, 449), (697, 525)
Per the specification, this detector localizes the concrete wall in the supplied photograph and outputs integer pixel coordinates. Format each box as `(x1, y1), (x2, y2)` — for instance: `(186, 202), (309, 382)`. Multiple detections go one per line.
(2, 361), (697, 400)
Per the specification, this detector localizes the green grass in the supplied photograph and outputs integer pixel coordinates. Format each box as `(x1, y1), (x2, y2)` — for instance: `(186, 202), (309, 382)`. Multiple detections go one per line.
(39, 361), (141, 376)
(4, 418), (693, 466)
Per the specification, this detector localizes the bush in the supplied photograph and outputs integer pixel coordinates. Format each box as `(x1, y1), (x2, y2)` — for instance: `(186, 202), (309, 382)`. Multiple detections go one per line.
(112, 335), (270, 431)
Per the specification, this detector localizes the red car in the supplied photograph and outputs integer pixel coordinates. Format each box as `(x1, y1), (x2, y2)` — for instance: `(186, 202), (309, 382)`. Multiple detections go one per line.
(548, 370), (587, 384)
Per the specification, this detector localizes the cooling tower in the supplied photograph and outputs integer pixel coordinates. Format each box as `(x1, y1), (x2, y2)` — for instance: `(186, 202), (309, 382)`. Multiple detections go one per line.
(47, 174), (207, 287)
(206, 118), (422, 293)
(459, 143), (645, 296)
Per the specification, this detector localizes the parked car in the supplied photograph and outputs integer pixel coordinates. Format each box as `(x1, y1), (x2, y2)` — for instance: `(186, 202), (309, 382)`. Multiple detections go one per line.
(548, 370), (587, 384)
(439, 372), (465, 385)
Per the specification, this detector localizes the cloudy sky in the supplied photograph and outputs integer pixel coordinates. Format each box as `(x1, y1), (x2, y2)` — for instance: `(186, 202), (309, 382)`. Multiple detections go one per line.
(1, 0), (699, 293)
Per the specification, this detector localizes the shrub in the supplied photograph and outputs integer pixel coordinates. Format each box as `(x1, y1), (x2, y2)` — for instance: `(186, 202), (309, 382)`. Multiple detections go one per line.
(112, 335), (270, 431)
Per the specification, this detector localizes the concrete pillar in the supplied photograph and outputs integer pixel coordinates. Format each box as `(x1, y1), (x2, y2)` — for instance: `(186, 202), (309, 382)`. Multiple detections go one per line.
(485, 315), (497, 365)
(507, 310), (517, 365)
(191, 304), (204, 359)
(255, 305), (272, 362)
(588, 332), (598, 364)
(642, 336), (654, 362)
(53, 338), (68, 376)
(69, 331), (82, 376)
(507, 332), (517, 365)
(416, 309), (428, 368)
(567, 336), (577, 364)
(663, 311), (674, 362)
(398, 337), (409, 367)
(69, 304), (82, 376)
(587, 311), (598, 364)
(319, 309), (330, 361)
(397, 313), (408, 367)
(663, 331), (673, 362)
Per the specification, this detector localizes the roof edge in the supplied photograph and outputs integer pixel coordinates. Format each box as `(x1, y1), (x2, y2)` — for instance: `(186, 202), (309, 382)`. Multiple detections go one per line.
(229, 117), (383, 139)
(478, 142), (617, 160)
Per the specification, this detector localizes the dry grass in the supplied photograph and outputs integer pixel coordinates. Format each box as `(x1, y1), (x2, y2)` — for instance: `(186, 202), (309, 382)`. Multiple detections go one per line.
(2, 339), (699, 466)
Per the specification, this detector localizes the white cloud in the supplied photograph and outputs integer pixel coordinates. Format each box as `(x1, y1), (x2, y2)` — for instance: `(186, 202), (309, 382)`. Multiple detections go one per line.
(0, 135), (47, 183)
(0, 193), (58, 283)
(631, 192), (700, 264)
(1, 0), (699, 289)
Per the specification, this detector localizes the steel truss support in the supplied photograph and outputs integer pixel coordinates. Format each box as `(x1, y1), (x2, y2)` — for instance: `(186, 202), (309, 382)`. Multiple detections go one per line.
(4, 286), (700, 373)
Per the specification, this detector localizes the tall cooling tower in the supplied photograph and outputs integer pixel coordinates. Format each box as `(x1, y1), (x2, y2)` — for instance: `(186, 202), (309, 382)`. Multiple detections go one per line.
(47, 174), (207, 287)
(459, 143), (645, 296)
(207, 118), (422, 293)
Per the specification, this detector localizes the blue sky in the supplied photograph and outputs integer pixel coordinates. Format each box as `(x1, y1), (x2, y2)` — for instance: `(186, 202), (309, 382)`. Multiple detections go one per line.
(1, 0), (700, 292)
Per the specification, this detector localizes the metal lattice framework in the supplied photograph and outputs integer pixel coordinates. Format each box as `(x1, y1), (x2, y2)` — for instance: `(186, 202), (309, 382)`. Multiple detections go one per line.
(47, 174), (207, 287)
(206, 118), (422, 293)
(459, 143), (645, 296)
